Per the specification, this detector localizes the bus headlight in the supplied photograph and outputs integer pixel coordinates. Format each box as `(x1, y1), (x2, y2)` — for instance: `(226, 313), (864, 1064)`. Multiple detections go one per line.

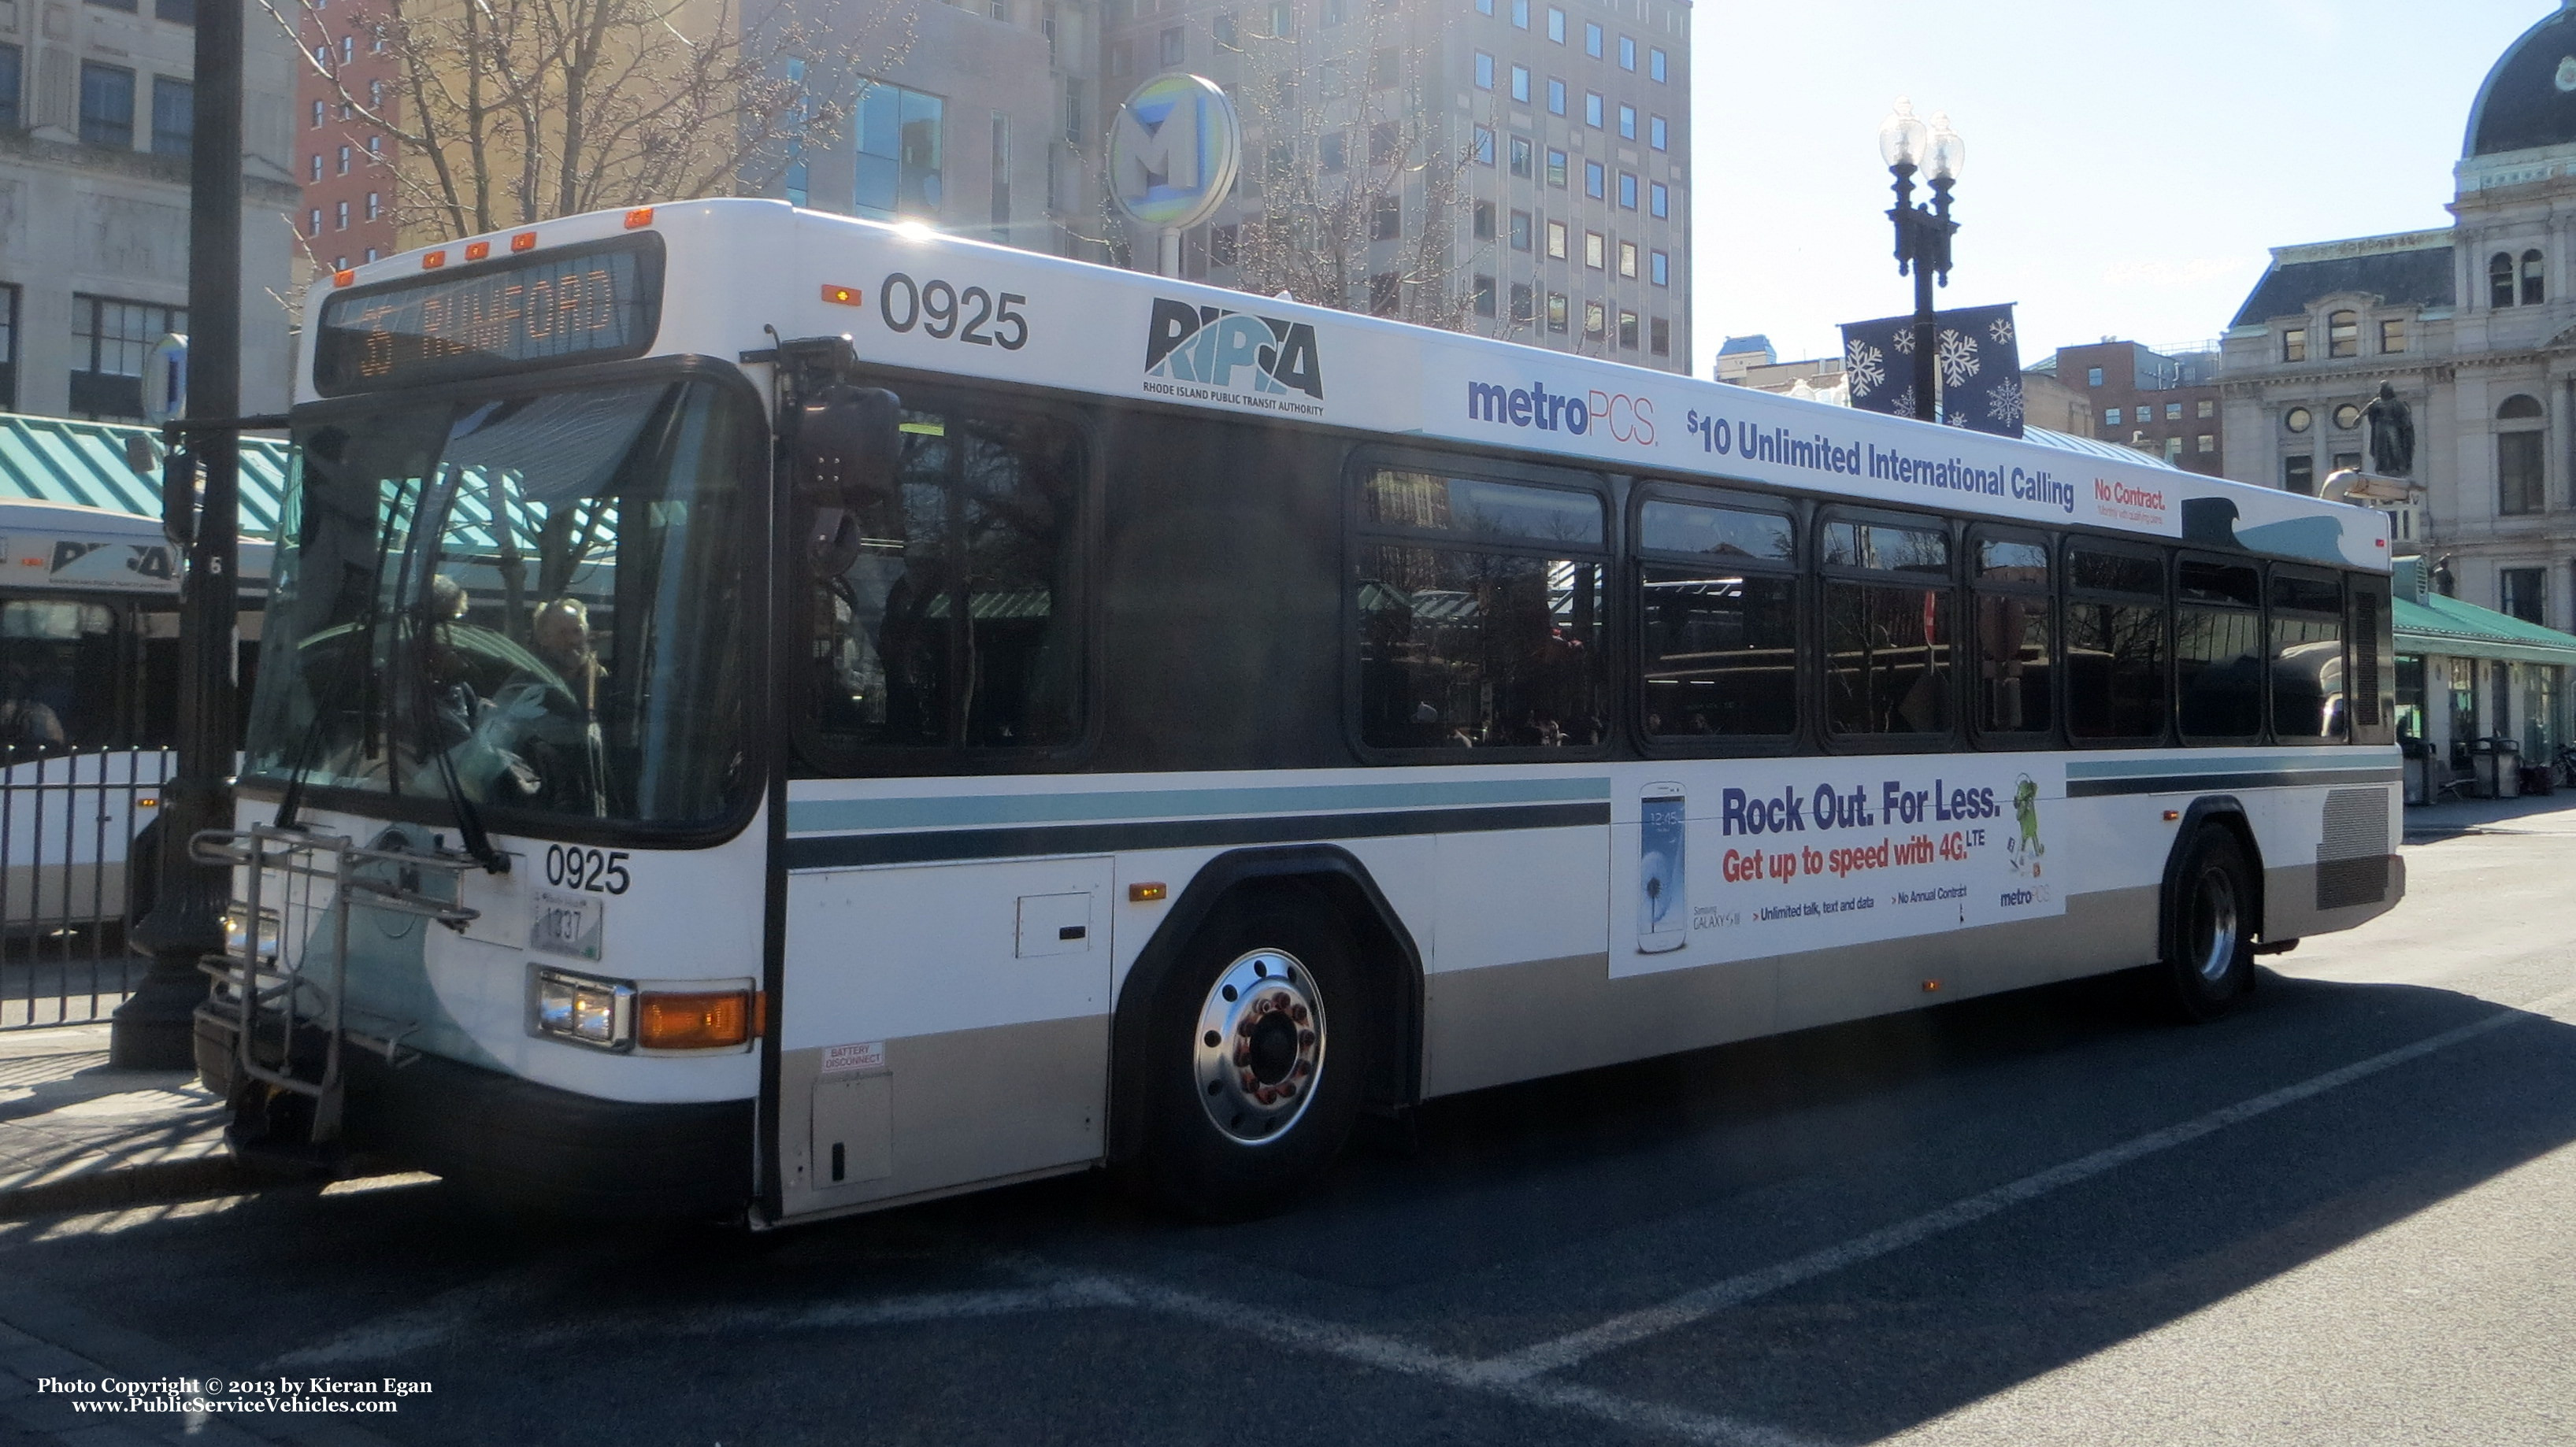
(532, 968), (634, 1050)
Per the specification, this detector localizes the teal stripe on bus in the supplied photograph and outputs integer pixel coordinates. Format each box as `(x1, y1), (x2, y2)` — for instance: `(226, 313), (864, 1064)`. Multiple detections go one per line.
(784, 775), (1614, 835)
(2063, 753), (2397, 781)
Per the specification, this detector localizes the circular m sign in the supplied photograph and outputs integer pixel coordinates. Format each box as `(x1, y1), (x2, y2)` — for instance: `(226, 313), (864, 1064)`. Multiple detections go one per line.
(1108, 72), (1241, 231)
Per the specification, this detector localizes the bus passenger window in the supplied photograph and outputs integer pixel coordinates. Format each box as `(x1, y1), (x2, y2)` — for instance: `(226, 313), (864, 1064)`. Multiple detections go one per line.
(2269, 571), (2344, 742)
(1635, 498), (1796, 739)
(1355, 469), (1606, 751)
(2176, 558), (2263, 742)
(810, 406), (1080, 754)
(0, 600), (119, 755)
(1821, 518), (1951, 739)
(1970, 532), (2052, 738)
(2064, 545), (2166, 742)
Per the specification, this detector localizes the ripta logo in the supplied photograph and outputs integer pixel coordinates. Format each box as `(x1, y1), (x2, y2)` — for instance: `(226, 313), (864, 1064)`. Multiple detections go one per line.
(1143, 298), (1325, 401)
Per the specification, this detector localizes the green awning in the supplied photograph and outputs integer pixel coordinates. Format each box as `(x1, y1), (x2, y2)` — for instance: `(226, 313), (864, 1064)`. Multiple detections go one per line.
(0, 411), (291, 537)
(2395, 590), (2576, 666)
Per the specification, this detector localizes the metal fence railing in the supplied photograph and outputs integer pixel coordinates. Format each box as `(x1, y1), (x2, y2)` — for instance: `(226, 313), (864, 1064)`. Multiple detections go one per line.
(0, 746), (174, 1031)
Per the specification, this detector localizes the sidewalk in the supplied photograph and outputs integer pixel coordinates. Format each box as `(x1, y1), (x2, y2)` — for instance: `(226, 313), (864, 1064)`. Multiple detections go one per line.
(2402, 787), (2576, 840)
(0, 1024), (245, 1221)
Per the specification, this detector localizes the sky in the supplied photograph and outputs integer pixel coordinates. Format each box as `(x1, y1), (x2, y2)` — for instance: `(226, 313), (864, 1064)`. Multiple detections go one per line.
(1686, 1), (2556, 376)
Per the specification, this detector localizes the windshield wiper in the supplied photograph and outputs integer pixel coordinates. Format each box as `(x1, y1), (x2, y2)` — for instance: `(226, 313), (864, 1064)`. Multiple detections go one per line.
(276, 468), (413, 831)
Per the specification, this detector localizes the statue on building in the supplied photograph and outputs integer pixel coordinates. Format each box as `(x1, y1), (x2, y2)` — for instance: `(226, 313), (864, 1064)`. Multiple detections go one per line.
(2365, 382), (2415, 476)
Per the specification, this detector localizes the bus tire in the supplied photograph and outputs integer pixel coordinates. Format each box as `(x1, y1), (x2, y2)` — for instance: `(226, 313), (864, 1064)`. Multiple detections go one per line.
(1139, 894), (1369, 1220)
(2162, 823), (2255, 1022)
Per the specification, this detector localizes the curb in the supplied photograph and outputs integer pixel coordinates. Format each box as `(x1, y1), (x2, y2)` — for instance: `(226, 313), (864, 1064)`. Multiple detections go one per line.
(0, 1156), (272, 1221)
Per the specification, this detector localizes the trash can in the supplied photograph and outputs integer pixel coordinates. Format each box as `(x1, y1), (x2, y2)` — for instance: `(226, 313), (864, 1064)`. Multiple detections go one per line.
(2401, 736), (2434, 805)
(2473, 736), (2522, 799)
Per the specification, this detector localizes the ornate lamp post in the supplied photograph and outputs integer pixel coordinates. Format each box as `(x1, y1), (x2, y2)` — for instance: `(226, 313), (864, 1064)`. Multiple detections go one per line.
(1879, 100), (1965, 423)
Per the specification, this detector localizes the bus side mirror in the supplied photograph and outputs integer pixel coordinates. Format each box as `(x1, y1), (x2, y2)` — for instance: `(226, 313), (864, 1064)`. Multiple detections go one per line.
(795, 385), (899, 575)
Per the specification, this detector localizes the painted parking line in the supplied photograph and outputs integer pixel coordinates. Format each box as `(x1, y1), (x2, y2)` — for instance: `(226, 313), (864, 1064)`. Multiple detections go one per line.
(1474, 982), (2576, 1384)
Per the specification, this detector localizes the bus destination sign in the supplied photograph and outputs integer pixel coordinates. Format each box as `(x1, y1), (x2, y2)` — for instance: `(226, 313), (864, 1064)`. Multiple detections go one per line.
(313, 235), (664, 394)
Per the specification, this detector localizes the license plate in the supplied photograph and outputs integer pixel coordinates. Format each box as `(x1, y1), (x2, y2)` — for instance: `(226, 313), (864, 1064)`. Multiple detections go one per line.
(530, 890), (605, 962)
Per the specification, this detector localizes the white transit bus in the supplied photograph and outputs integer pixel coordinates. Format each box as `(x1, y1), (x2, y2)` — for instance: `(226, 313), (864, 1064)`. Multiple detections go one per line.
(0, 498), (269, 933)
(195, 199), (2403, 1223)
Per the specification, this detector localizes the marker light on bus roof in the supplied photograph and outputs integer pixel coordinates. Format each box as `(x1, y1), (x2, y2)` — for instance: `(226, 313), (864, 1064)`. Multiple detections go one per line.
(821, 283), (862, 307)
(464, 241), (491, 261)
(625, 207), (654, 229)
(510, 231), (538, 252)
(332, 269), (354, 288)
(421, 250), (447, 269)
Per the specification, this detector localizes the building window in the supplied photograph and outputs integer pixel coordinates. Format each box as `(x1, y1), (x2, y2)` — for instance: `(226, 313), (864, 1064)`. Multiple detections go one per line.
(69, 294), (183, 420)
(1648, 180), (1666, 217)
(1649, 115), (1666, 150)
(2197, 398), (2215, 419)
(312, 98), (324, 128)
(2502, 568), (2545, 625)
(1370, 120), (1398, 165)
(1509, 208), (1531, 250)
(1546, 77), (1565, 115)
(2283, 455), (2315, 495)
(1371, 195), (1399, 241)
(309, 154), (323, 182)
(1545, 220), (1566, 258)
(1510, 282), (1533, 324)
(1618, 104), (1635, 140)
(2524, 249), (2546, 305)
(145, 76), (191, 157)
(2499, 393), (2546, 515)
(2086, 367), (2103, 387)
(1619, 35), (1636, 70)
(856, 80), (943, 219)
(2333, 402), (2363, 431)
(2197, 434), (2215, 453)
(335, 199), (349, 229)
(2281, 326), (2307, 362)
(1511, 0), (1527, 29)
(1585, 20), (1602, 56)
(365, 247), (378, 263)
(79, 63), (135, 149)
(365, 191), (379, 220)
(2333, 450), (2362, 475)
(1474, 51), (1492, 89)
(1584, 300), (1604, 335)
(1618, 309), (1638, 350)
(1618, 240), (1636, 277)
(1320, 132), (1344, 172)
(1159, 26), (1182, 65)
(1473, 274), (1496, 318)
(1584, 230), (1603, 268)
(2326, 309), (2358, 358)
(1472, 200), (1495, 239)
(1546, 292), (1566, 332)
(1546, 6), (1563, 43)
(306, 207), (321, 235)
(2380, 317), (2407, 353)
(1650, 249), (1667, 287)
(1510, 135), (1532, 178)
(1650, 46), (1666, 82)
(1545, 148), (1566, 187)
(0, 284), (17, 409)
(1476, 0), (1492, 13)
(157, 0), (191, 20)
(1585, 91), (1603, 128)
(1473, 125), (1495, 165)
(2285, 406), (2311, 433)
(2164, 437), (2184, 463)
(1214, 10), (1236, 45)
(1585, 160), (1603, 198)
(2105, 408), (2122, 426)
(1510, 65), (1530, 103)
(340, 35), (354, 63)
(336, 142), (351, 174)
(2491, 252), (2515, 309)
(1617, 172), (1636, 209)
(1649, 316), (1669, 356)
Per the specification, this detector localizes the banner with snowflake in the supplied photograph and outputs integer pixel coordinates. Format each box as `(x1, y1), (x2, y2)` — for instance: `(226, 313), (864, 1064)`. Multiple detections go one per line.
(1838, 303), (2024, 439)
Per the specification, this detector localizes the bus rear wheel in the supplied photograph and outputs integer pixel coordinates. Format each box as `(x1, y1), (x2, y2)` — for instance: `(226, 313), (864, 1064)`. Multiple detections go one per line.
(1140, 897), (1368, 1220)
(2162, 823), (2256, 1022)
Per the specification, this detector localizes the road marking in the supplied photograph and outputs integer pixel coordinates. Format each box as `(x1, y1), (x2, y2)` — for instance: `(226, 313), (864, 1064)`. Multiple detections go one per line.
(517, 1285), (1088, 1349)
(1021, 1264), (1830, 1447)
(1477, 982), (2576, 1383)
(273, 1242), (629, 1367)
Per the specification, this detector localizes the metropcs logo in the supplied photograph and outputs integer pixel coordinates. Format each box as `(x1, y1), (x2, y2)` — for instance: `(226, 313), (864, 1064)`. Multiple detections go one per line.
(1465, 378), (1656, 446)
(1143, 298), (1325, 413)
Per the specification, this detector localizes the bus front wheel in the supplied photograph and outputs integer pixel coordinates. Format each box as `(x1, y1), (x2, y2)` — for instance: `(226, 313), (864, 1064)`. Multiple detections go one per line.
(2162, 824), (2256, 1022)
(1140, 896), (1369, 1219)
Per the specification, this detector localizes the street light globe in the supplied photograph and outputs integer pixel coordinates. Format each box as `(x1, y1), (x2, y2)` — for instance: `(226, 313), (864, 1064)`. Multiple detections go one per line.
(1877, 98), (1927, 169)
(1926, 112), (1966, 180)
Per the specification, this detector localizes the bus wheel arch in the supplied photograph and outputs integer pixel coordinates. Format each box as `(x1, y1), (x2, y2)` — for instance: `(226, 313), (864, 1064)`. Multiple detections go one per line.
(2155, 798), (2264, 1020)
(1108, 846), (1423, 1193)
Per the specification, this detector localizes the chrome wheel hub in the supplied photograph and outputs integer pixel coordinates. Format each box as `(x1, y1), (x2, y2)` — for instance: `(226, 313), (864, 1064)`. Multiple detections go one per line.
(2190, 865), (2241, 984)
(1193, 949), (1326, 1145)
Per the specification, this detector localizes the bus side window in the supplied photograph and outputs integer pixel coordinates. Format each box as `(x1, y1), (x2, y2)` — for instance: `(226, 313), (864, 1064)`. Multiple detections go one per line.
(810, 405), (1082, 755)
(0, 598), (119, 755)
(1819, 513), (1953, 742)
(1968, 528), (2053, 741)
(2268, 568), (2344, 743)
(2176, 558), (2263, 742)
(1634, 495), (1797, 742)
(2063, 543), (2167, 744)
(1354, 467), (1607, 753)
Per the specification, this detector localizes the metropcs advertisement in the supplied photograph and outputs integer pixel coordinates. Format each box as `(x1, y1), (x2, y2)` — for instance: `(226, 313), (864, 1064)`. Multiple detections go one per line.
(1611, 758), (2065, 979)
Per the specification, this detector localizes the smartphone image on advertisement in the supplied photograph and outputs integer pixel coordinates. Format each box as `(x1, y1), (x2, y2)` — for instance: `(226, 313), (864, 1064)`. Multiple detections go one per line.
(1638, 783), (1686, 953)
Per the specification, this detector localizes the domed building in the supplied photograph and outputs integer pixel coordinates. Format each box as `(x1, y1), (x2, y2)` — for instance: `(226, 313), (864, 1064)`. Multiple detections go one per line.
(2219, 3), (2576, 771)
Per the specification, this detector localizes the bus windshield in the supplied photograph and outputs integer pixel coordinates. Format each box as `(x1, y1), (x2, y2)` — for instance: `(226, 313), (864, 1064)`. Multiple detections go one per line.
(243, 376), (760, 831)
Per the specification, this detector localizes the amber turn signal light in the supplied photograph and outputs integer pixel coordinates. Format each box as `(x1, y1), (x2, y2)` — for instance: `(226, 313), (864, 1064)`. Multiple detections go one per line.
(421, 249), (447, 269)
(637, 990), (754, 1049)
(464, 240), (491, 261)
(821, 283), (862, 306)
(625, 206), (655, 229)
(332, 268), (355, 287)
(1129, 882), (1167, 902)
(510, 231), (538, 252)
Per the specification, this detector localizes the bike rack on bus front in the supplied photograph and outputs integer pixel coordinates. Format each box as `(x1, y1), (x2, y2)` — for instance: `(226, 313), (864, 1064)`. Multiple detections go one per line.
(190, 823), (477, 1143)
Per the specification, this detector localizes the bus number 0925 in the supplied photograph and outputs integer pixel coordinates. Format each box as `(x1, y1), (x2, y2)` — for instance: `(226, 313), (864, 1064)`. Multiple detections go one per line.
(880, 272), (1029, 350)
(544, 845), (631, 894)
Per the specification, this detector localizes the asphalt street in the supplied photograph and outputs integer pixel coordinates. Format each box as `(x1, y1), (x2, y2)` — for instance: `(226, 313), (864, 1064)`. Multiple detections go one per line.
(1, 814), (2570, 1447)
